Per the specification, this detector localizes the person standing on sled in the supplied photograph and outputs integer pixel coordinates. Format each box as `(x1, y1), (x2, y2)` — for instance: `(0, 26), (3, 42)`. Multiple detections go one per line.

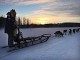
(4, 9), (17, 48)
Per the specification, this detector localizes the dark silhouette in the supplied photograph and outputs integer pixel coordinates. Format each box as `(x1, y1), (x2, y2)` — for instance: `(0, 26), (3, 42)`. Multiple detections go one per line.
(54, 31), (63, 37)
(0, 16), (5, 28)
(69, 29), (72, 35)
(73, 29), (75, 34)
(4, 9), (17, 48)
(18, 23), (80, 28)
(76, 28), (79, 33)
(63, 30), (67, 35)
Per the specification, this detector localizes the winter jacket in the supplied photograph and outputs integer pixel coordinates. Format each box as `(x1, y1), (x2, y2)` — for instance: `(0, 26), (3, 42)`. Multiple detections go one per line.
(5, 17), (17, 34)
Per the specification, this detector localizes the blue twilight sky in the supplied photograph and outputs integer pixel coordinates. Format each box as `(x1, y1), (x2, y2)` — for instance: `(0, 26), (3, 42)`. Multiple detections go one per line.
(0, 0), (80, 24)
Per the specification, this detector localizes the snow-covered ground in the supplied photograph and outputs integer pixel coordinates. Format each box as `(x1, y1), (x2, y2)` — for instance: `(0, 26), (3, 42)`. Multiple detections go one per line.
(0, 27), (80, 60)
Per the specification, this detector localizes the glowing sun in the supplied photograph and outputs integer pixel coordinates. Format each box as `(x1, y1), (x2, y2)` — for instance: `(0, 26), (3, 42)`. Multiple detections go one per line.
(37, 18), (48, 24)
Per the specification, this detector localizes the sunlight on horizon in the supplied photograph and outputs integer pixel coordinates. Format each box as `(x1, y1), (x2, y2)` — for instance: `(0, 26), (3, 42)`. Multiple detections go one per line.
(36, 17), (49, 24)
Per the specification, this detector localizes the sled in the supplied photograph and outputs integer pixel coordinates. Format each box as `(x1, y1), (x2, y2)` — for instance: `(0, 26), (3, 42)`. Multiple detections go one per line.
(5, 34), (51, 52)
(12, 27), (51, 48)
(14, 33), (51, 48)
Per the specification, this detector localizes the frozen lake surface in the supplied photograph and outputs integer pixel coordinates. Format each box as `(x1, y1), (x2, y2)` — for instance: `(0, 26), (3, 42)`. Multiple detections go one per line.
(0, 27), (80, 60)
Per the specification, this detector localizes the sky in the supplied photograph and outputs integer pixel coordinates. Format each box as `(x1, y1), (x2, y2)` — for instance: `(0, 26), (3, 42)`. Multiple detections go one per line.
(0, 0), (80, 24)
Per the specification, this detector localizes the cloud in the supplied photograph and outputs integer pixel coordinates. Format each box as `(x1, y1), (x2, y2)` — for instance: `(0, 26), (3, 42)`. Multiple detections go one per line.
(40, 0), (80, 17)
(0, 0), (56, 5)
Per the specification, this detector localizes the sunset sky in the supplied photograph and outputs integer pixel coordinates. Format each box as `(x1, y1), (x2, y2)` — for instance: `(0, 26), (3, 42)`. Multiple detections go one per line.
(0, 0), (80, 24)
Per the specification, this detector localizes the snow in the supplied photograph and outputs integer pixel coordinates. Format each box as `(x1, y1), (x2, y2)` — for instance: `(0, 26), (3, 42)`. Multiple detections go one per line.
(0, 27), (80, 60)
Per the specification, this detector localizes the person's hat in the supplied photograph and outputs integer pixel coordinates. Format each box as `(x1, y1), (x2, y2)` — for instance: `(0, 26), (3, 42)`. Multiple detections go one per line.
(10, 9), (16, 17)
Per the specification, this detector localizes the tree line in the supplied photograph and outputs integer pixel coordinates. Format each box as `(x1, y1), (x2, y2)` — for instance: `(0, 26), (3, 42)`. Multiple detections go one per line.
(19, 23), (80, 28)
(0, 16), (5, 28)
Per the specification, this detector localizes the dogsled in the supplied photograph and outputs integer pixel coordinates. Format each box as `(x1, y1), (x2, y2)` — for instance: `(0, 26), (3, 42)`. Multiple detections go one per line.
(5, 27), (51, 52)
